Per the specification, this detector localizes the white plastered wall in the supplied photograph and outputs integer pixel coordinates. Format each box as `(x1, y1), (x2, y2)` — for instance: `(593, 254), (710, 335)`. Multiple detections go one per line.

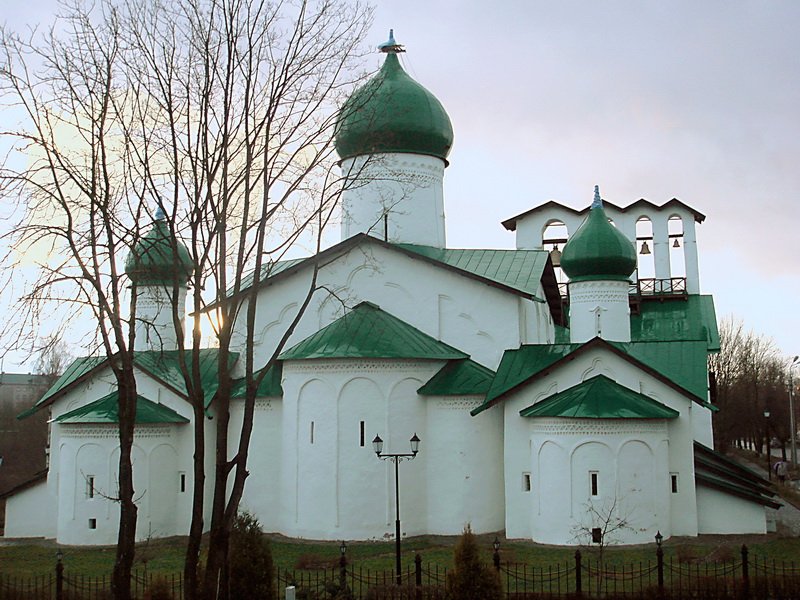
(4, 480), (55, 538)
(340, 153), (447, 248)
(502, 348), (699, 544)
(512, 203), (701, 294)
(32, 366), (196, 545)
(696, 486), (767, 534)
(231, 241), (554, 375)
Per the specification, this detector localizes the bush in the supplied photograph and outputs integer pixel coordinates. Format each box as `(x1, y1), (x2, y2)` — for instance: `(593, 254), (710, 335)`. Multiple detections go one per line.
(445, 525), (502, 600)
(143, 576), (174, 600)
(229, 511), (276, 600)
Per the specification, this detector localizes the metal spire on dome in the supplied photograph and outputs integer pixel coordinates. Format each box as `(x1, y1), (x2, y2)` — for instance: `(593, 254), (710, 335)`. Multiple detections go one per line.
(378, 29), (405, 53)
(591, 185), (603, 209)
(154, 206), (166, 220)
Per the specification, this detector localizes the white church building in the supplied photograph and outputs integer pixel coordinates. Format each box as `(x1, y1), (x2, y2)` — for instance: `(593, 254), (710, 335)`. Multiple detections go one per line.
(3, 33), (777, 547)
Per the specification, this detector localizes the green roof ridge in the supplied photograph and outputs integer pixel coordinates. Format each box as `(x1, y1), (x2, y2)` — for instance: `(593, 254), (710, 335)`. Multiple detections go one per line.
(280, 301), (468, 361)
(417, 358), (495, 396)
(519, 375), (679, 419)
(54, 391), (189, 424)
(230, 363), (283, 399)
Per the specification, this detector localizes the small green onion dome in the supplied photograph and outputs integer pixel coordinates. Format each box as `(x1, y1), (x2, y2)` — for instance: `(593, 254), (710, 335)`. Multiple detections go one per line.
(125, 210), (193, 285)
(560, 187), (637, 282)
(335, 32), (453, 163)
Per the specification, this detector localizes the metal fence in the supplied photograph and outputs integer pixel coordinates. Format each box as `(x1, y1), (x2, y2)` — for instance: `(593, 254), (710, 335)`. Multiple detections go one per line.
(2, 545), (800, 600)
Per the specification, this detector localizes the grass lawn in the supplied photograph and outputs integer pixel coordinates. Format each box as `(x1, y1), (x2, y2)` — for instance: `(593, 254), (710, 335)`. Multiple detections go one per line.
(2, 533), (799, 580)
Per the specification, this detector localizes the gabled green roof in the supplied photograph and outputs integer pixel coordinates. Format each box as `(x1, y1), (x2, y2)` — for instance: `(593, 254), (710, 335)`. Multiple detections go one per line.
(220, 235), (555, 310)
(417, 359), (495, 396)
(54, 391), (189, 424)
(693, 444), (780, 509)
(19, 356), (108, 418)
(280, 301), (468, 361)
(632, 295), (720, 351)
(231, 363), (283, 398)
(20, 348), (234, 418)
(519, 375), (679, 419)
(133, 349), (232, 408)
(474, 338), (713, 416)
(393, 244), (549, 300)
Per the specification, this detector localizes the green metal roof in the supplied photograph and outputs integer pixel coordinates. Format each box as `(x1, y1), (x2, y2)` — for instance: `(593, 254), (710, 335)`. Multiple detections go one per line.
(54, 391), (189, 424)
(631, 295), (720, 351)
(280, 301), (468, 361)
(222, 236), (554, 309)
(693, 442), (775, 500)
(475, 338), (713, 415)
(560, 188), (637, 282)
(21, 349), (234, 418)
(230, 363), (283, 398)
(393, 244), (549, 300)
(132, 349), (235, 408)
(19, 356), (108, 418)
(335, 52), (453, 162)
(125, 217), (194, 285)
(417, 359), (495, 396)
(519, 375), (679, 419)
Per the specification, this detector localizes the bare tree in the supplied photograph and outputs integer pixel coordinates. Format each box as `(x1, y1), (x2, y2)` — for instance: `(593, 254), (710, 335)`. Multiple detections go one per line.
(709, 316), (786, 452)
(1, 1), (373, 599)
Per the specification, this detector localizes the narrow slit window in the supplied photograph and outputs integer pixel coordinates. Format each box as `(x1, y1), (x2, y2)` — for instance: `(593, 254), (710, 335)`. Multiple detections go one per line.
(359, 421), (365, 447)
(180, 473), (186, 493)
(522, 472), (531, 492)
(310, 421), (315, 444)
(670, 473), (679, 494)
(590, 472), (599, 497)
(87, 475), (95, 499)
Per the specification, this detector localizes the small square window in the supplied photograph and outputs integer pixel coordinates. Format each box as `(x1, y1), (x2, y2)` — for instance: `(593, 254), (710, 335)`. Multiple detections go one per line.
(88, 518), (97, 530)
(522, 473), (531, 492)
(670, 473), (679, 494)
(591, 527), (602, 544)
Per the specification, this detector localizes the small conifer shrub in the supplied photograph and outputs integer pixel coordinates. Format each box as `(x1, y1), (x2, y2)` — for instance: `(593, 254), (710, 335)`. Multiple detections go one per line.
(445, 524), (502, 600)
(229, 511), (276, 600)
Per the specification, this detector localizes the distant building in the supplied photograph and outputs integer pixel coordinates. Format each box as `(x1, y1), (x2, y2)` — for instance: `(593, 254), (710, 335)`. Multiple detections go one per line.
(3, 34), (778, 546)
(0, 373), (51, 533)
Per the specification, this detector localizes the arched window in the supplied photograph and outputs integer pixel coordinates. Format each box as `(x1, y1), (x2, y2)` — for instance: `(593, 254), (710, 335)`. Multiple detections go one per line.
(542, 220), (569, 293)
(668, 215), (686, 279)
(635, 217), (655, 280)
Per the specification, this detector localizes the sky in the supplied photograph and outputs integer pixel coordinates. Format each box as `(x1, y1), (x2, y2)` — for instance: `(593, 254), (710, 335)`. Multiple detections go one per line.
(0, 1), (798, 367)
(368, 1), (800, 359)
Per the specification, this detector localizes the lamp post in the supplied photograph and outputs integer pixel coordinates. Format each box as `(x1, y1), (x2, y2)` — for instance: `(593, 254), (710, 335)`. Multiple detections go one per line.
(373, 433), (420, 586)
(764, 409), (771, 480)
(789, 356), (799, 465)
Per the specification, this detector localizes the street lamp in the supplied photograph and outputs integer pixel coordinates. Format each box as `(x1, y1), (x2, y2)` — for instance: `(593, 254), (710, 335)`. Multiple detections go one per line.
(764, 409), (771, 480)
(373, 433), (421, 585)
(789, 356), (799, 465)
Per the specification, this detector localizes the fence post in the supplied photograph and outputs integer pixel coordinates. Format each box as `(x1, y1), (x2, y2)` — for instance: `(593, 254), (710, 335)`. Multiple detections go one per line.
(415, 552), (422, 587)
(55, 551), (64, 600)
(574, 549), (582, 596)
(339, 543), (347, 592)
(741, 544), (749, 600)
(656, 542), (664, 594)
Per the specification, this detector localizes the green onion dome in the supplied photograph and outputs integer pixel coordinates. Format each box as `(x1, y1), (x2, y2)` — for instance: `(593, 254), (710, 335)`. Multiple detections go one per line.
(560, 187), (637, 282)
(335, 31), (453, 163)
(125, 210), (194, 285)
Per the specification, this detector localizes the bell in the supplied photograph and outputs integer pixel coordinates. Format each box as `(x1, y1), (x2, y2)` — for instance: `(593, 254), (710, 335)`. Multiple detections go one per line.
(640, 241), (651, 255)
(673, 238), (680, 248)
(550, 245), (562, 267)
